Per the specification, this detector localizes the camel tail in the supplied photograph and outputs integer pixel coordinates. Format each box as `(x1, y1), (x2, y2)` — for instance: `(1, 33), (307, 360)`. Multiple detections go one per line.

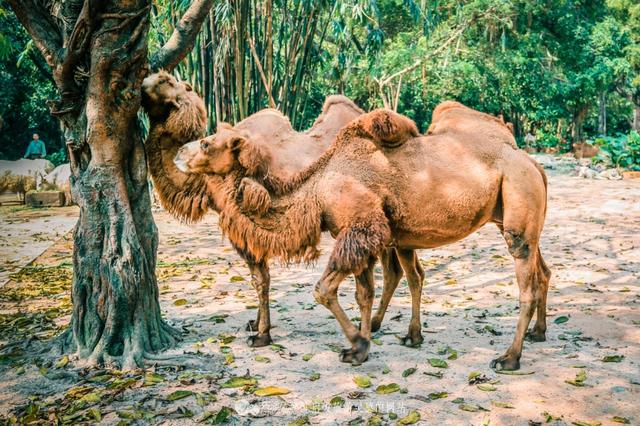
(531, 158), (548, 218)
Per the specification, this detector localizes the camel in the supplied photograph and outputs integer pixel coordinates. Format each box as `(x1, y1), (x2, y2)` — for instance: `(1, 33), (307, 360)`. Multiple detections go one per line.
(142, 71), (422, 348)
(175, 102), (551, 370)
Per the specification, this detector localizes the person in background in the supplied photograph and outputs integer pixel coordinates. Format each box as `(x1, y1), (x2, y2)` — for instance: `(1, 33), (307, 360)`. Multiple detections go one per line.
(24, 133), (46, 159)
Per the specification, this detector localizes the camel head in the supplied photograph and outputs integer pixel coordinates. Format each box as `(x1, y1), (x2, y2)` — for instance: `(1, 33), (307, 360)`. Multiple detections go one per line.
(174, 123), (270, 177)
(141, 70), (194, 118)
(355, 109), (419, 148)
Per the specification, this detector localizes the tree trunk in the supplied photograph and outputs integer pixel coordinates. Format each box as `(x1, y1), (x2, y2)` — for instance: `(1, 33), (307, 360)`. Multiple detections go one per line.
(633, 93), (640, 132)
(598, 91), (607, 135)
(572, 104), (589, 144)
(55, 1), (180, 369)
(9, 0), (214, 370)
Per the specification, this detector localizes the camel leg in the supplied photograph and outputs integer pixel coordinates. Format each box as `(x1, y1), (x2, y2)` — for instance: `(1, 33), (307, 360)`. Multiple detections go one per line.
(245, 260), (272, 347)
(371, 248), (403, 332)
(314, 269), (371, 365)
(491, 217), (550, 370)
(527, 249), (551, 342)
(396, 249), (425, 347)
(341, 256), (377, 364)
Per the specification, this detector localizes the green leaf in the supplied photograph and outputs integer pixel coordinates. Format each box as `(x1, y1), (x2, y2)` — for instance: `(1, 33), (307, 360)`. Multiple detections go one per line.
(221, 376), (258, 388)
(353, 375), (371, 388)
(554, 315), (569, 324)
(302, 353), (314, 361)
(224, 353), (235, 365)
(602, 355), (624, 362)
(396, 411), (421, 425)
(306, 398), (325, 412)
(565, 370), (588, 387)
(55, 355), (69, 369)
(212, 406), (232, 424)
(329, 396), (345, 407)
(143, 372), (165, 386)
(459, 403), (489, 412)
(288, 415), (310, 426)
(375, 383), (400, 394)
(571, 421), (602, 426)
(309, 373), (320, 381)
(88, 408), (102, 421)
(270, 343), (286, 352)
(427, 391), (448, 400)
(254, 386), (290, 396)
(495, 370), (534, 375)
(230, 275), (245, 282)
(428, 358), (448, 368)
(468, 371), (482, 382)
(402, 367), (417, 377)
(167, 390), (194, 401)
(210, 314), (228, 323)
(477, 383), (497, 391)
(612, 416), (630, 424)
(491, 401), (514, 409)
(484, 325), (502, 335)
(173, 298), (188, 306)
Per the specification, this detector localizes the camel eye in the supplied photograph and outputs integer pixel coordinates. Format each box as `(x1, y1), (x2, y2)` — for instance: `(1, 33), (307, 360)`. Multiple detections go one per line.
(201, 141), (209, 150)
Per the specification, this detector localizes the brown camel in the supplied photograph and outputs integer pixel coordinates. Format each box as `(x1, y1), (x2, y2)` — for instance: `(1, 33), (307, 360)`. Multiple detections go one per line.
(175, 102), (551, 370)
(142, 71), (421, 347)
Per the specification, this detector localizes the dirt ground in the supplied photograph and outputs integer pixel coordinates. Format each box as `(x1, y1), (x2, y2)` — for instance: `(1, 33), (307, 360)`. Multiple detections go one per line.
(0, 171), (638, 425)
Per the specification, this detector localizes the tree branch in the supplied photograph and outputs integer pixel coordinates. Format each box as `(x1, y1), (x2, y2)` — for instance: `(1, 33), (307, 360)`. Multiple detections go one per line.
(6, 0), (62, 68)
(150, 0), (215, 72)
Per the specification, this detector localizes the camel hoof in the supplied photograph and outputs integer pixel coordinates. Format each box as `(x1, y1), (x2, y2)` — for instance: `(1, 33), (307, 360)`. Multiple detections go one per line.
(245, 320), (259, 332)
(338, 337), (370, 366)
(400, 334), (423, 348)
(525, 329), (546, 343)
(490, 354), (520, 371)
(247, 333), (272, 348)
(371, 317), (382, 333)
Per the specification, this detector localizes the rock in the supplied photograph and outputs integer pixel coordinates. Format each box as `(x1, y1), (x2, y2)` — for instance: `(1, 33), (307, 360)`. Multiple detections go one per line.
(42, 164), (72, 205)
(25, 190), (65, 207)
(596, 169), (622, 180)
(578, 166), (597, 179)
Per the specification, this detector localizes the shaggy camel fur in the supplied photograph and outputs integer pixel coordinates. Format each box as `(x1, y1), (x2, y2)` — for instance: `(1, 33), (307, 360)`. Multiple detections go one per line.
(176, 105), (426, 346)
(144, 71), (398, 347)
(175, 104), (551, 370)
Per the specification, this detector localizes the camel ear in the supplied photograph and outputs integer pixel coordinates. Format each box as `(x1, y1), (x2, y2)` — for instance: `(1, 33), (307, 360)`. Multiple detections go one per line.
(233, 137), (271, 177)
(183, 82), (193, 91)
(358, 109), (419, 148)
(226, 135), (245, 152)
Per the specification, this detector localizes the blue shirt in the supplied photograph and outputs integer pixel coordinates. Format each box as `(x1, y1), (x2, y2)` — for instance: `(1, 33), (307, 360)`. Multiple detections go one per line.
(25, 140), (46, 158)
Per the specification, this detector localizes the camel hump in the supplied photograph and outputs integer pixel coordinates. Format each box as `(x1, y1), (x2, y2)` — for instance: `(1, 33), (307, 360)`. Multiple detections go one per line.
(322, 95), (365, 115)
(357, 109), (419, 148)
(431, 101), (467, 123)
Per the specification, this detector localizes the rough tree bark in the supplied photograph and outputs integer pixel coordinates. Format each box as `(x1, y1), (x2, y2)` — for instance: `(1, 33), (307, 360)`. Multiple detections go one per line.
(8, 0), (214, 369)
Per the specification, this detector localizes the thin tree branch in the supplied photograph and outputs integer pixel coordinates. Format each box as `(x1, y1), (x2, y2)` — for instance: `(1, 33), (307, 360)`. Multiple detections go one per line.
(6, 0), (62, 68)
(247, 29), (276, 108)
(150, 0), (216, 72)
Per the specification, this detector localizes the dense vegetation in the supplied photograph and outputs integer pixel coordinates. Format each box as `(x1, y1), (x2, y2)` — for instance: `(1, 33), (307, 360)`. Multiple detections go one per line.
(1, 0), (639, 161)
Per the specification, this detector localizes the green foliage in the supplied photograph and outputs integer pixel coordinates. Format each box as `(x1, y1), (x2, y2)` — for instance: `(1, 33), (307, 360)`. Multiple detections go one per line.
(0, 7), (62, 160)
(46, 149), (67, 168)
(3, 1), (640, 162)
(593, 131), (640, 169)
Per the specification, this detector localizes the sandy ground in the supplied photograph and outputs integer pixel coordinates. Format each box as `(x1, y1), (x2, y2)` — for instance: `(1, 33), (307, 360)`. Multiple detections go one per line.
(0, 204), (78, 286)
(0, 172), (638, 425)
